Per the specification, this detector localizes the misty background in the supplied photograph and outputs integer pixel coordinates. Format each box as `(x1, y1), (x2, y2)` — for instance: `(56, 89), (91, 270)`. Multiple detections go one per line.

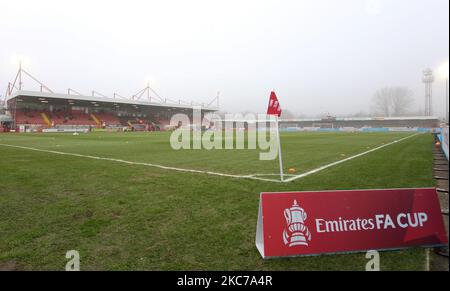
(0, 0), (448, 118)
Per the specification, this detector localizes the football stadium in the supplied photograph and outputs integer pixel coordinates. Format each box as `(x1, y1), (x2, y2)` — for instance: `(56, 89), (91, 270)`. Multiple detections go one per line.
(0, 66), (448, 271)
(0, 0), (448, 276)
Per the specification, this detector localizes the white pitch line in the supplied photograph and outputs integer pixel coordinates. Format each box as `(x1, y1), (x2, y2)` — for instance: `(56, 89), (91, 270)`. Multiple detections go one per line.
(0, 143), (283, 183)
(249, 174), (297, 177)
(283, 133), (421, 183)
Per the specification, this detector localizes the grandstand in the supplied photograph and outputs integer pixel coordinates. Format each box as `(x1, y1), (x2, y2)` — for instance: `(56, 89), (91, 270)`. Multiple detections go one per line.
(280, 116), (440, 131)
(216, 116), (441, 133)
(3, 67), (219, 133)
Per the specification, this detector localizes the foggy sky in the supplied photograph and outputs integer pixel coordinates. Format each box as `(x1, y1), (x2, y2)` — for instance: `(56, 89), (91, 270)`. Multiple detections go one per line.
(1, 0), (448, 117)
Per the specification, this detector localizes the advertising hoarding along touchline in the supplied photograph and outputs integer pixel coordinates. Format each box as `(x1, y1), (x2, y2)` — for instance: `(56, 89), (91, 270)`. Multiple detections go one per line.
(256, 188), (448, 259)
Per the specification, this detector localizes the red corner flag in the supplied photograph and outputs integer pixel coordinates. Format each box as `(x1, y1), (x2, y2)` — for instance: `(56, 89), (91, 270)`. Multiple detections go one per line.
(267, 91), (282, 117)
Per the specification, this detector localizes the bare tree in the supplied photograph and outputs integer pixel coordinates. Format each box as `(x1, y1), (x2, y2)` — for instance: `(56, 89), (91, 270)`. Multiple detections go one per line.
(372, 87), (414, 117)
(372, 88), (392, 117)
(390, 87), (414, 116)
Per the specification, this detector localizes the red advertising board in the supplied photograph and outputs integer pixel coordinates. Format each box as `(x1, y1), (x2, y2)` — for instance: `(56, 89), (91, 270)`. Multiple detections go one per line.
(256, 188), (448, 258)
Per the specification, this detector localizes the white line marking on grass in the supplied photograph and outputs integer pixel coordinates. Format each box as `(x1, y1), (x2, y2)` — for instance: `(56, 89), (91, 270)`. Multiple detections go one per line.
(249, 174), (297, 177)
(0, 143), (283, 183)
(0, 133), (421, 184)
(283, 133), (421, 183)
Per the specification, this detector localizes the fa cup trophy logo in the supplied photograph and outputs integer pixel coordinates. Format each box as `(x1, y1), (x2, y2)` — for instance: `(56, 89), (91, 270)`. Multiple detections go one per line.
(283, 200), (312, 247)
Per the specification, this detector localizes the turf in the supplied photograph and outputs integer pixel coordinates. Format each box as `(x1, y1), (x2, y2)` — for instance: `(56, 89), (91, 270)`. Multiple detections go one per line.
(0, 131), (413, 176)
(0, 131), (434, 270)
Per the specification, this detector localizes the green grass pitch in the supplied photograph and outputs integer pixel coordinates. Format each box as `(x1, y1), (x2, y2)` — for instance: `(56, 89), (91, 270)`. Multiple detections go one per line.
(0, 131), (434, 270)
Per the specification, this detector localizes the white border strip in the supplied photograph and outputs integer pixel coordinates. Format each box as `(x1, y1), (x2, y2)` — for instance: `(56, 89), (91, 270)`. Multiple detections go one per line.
(0, 133), (420, 184)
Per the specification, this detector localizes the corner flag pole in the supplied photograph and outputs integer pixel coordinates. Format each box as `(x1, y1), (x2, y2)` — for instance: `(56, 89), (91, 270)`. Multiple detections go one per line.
(275, 115), (284, 182)
(267, 91), (284, 182)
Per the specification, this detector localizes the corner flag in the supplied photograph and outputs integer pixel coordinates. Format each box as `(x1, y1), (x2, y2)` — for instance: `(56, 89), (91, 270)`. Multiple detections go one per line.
(267, 91), (282, 117)
(266, 91), (284, 181)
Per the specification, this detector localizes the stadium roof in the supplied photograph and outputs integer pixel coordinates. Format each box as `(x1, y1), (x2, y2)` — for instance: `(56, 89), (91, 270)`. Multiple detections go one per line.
(220, 116), (440, 123)
(6, 90), (219, 111)
(4, 67), (219, 112)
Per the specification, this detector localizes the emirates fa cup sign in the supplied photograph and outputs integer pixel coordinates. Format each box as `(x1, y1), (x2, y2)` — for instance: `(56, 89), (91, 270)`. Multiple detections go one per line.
(256, 188), (448, 258)
(282, 200), (312, 247)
